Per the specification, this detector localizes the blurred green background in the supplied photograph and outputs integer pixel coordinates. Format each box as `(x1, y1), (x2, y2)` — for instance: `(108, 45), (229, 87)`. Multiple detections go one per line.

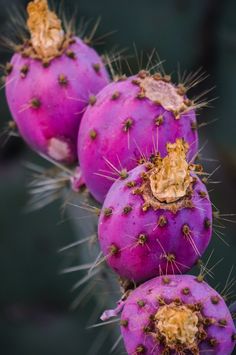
(0, 0), (236, 354)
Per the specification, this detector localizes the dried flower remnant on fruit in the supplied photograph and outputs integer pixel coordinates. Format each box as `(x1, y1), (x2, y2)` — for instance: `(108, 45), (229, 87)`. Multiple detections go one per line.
(155, 304), (199, 350)
(27, 0), (65, 58)
(149, 139), (192, 203)
(139, 76), (188, 117)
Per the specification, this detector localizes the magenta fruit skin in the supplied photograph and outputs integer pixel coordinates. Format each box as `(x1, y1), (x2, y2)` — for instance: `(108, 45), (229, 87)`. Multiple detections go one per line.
(78, 76), (198, 203)
(98, 164), (212, 283)
(5, 37), (109, 163)
(120, 275), (236, 355)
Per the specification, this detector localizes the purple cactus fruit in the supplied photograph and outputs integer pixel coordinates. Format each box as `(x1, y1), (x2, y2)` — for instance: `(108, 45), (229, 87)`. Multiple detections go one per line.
(78, 70), (199, 203)
(5, 0), (109, 163)
(119, 274), (236, 354)
(98, 139), (212, 283)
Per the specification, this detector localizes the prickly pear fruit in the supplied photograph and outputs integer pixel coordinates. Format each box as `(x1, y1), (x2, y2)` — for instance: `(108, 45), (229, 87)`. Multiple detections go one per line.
(98, 140), (212, 283)
(78, 70), (199, 202)
(5, 0), (109, 163)
(119, 274), (236, 354)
